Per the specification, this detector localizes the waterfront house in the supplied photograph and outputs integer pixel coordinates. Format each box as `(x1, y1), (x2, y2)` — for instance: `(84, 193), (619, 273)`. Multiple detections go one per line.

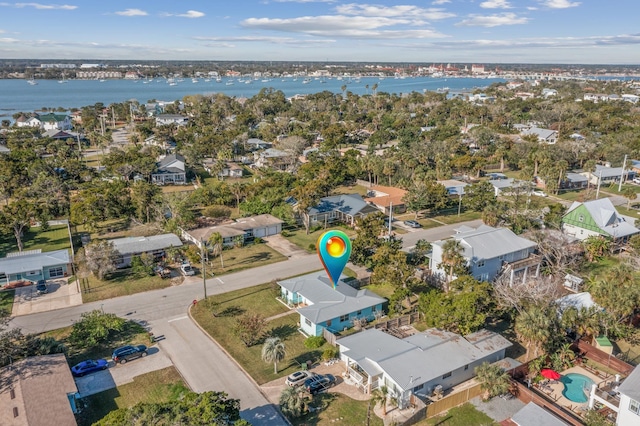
(337, 327), (511, 408)
(561, 198), (639, 242)
(278, 271), (386, 337)
(108, 233), (183, 268)
(38, 113), (72, 131)
(151, 154), (186, 185)
(0, 249), (71, 288)
(429, 225), (539, 283)
(0, 354), (79, 426)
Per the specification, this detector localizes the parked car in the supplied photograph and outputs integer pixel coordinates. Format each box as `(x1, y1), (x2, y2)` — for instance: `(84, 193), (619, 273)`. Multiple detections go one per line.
(35, 279), (48, 294)
(71, 359), (108, 377)
(180, 262), (195, 276)
(403, 220), (422, 228)
(633, 177), (640, 184)
(154, 264), (171, 279)
(531, 190), (548, 197)
(305, 374), (336, 394)
(285, 370), (316, 387)
(112, 345), (148, 364)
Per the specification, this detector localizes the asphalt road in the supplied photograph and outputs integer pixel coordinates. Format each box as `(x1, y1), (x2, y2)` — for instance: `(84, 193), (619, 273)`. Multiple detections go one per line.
(9, 219), (481, 424)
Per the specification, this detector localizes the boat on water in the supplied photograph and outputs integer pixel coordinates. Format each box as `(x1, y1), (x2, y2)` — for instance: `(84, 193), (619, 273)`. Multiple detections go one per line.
(436, 87), (450, 93)
(26, 79), (38, 85)
(302, 78), (311, 84)
(225, 81), (234, 86)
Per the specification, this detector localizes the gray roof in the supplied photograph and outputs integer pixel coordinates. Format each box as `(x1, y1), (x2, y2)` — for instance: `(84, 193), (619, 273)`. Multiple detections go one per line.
(434, 225), (536, 262)
(109, 233), (182, 255)
(521, 127), (557, 140)
(231, 214), (283, 230)
(489, 178), (515, 189)
(0, 249), (70, 275)
(618, 365), (640, 402)
(309, 193), (378, 217)
(279, 271), (386, 324)
(511, 402), (568, 426)
(338, 328), (511, 391)
(592, 164), (624, 179)
(566, 198), (639, 238)
(157, 154), (185, 173)
(565, 172), (588, 183)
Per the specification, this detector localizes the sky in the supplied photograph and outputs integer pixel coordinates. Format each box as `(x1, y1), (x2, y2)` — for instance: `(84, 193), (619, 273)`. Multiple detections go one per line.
(0, 1), (638, 64)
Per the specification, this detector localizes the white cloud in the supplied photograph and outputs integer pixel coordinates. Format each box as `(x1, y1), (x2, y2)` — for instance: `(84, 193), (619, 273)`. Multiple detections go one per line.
(162, 10), (205, 18)
(242, 15), (446, 39)
(115, 9), (147, 17)
(540, 0), (580, 8)
(480, 0), (512, 9)
(194, 35), (335, 47)
(336, 4), (455, 20)
(431, 0), (450, 4)
(0, 37), (19, 42)
(457, 13), (528, 27)
(14, 3), (76, 9)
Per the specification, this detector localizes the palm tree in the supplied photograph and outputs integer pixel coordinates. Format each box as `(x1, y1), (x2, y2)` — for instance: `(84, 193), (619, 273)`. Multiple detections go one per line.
(262, 337), (286, 374)
(515, 304), (553, 361)
(369, 385), (388, 416)
(208, 232), (224, 268)
(439, 239), (465, 292)
(474, 362), (511, 401)
(279, 385), (306, 419)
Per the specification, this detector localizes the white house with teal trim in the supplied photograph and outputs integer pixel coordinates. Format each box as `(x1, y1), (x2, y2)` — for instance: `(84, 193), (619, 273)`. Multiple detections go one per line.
(0, 249), (71, 288)
(278, 272), (386, 337)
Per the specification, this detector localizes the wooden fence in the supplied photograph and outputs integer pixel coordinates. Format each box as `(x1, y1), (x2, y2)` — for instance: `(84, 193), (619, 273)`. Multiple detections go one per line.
(572, 339), (634, 376)
(426, 383), (483, 419)
(374, 312), (421, 331)
(512, 381), (584, 426)
(322, 328), (337, 347)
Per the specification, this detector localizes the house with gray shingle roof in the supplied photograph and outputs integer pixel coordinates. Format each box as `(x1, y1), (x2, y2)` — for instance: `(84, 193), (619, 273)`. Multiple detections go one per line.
(337, 327), (511, 409)
(429, 225), (539, 283)
(561, 198), (639, 242)
(151, 154), (186, 185)
(308, 193), (380, 227)
(278, 271), (386, 337)
(108, 233), (182, 268)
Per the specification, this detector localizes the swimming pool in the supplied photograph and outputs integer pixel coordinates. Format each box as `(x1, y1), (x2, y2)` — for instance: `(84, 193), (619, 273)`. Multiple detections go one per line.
(561, 373), (595, 403)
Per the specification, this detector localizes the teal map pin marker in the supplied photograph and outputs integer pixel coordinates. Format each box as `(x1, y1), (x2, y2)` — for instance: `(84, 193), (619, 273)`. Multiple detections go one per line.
(317, 230), (352, 289)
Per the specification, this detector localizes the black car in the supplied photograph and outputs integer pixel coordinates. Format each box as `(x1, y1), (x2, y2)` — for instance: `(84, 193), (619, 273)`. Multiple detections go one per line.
(305, 374), (336, 394)
(112, 345), (148, 364)
(403, 220), (422, 228)
(35, 279), (48, 294)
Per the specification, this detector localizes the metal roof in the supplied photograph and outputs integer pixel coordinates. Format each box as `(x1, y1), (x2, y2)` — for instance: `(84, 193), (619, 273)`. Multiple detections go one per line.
(309, 193), (377, 216)
(109, 233), (182, 255)
(565, 198), (639, 238)
(434, 225), (536, 262)
(618, 365), (640, 402)
(0, 249), (70, 275)
(511, 402), (569, 426)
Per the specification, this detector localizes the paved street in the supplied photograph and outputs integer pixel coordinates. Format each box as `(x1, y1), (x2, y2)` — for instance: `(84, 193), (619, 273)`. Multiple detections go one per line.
(8, 219), (482, 425)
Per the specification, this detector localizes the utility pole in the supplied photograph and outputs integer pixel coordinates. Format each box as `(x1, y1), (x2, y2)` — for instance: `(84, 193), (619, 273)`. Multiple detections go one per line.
(618, 154), (627, 192)
(200, 238), (207, 299)
(388, 202), (393, 237)
(596, 170), (603, 199)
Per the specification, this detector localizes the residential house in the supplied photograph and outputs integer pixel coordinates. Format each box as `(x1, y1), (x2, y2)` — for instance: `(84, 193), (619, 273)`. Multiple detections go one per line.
(37, 113), (72, 131)
(181, 214), (284, 249)
(144, 135), (176, 151)
(278, 271), (386, 337)
(308, 194), (380, 227)
(510, 402), (569, 426)
(429, 225), (539, 283)
(337, 327), (511, 408)
(42, 129), (79, 141)
(535, 172), (588, 190)
(542, 88), (558, 98)
(253, 148), (292, 170)
(437, 179), (468, 196)
(488, 178), (528, 196)
(155, 114), (188, 127)
(519, 126), (558, 144)
(622, 94), (640, 104)
(0, 249), (71, 288)
(580, 164), (632, 186)
(151, 154), (186, 185)
(583, 93), (609, 103)
(614, 364), (640, 426)
(108, 233), (183, 268)
(202, 159), (243, 178)
(364, 185), (407, 215)
(15, 115), (41, 128)
(0, 353), (79, 426)
(245, 138), (272, 151)
(561, 198), (639, 242)
(629, 160), (640, 175)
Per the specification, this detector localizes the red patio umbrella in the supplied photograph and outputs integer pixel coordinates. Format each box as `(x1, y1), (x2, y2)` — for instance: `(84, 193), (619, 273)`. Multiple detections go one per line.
(541, 369), (561, 380)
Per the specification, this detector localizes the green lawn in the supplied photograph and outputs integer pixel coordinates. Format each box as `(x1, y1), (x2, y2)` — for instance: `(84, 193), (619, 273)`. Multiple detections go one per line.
(75, 367), (188, 426)
(418, 403), (498, 426)
(0, 225), (71, 257)
(289, 393), (383, 426)
(430, 210), (483, 225)
(191, 283), (331, 385)
(209, 242), (288, 275)
(0, 289), (15, 315)
(285, 227), (357, 253)
(333, 184), (369, 196)
(81, 270), (176, 303)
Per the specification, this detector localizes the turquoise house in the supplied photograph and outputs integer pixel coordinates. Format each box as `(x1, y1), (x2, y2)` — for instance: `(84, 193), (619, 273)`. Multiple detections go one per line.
(278, 272), (386, 337)
(0, 249), (71, 288)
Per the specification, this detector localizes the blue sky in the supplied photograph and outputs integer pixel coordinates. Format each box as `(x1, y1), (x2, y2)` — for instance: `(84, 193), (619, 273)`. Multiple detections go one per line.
(0, 1), (638, 63)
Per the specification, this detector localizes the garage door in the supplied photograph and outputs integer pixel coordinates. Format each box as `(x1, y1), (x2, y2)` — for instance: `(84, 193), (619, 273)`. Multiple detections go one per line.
(254, 228), (266, 238)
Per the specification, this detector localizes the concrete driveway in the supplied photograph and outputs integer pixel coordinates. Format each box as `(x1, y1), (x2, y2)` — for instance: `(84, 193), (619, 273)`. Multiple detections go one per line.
(263, 235), (308, 259)
(12, 279), (83, 316)
(74, 345), (172, 397)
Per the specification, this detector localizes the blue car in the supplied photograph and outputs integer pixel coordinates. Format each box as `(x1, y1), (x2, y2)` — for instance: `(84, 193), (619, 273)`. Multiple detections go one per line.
(71, 359), (109, 377)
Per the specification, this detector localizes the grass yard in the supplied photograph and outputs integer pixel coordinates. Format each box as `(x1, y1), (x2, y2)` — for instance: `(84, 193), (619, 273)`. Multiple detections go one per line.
(289, 393), (383, 426)
(81, 270), (177, 303)
(418, 402), (498, 426)
(430, 210), (483, 225)
(0, 289), (15, 315)
(75, 367), (188, 426)
(43, 319), (150, 366)
(0, 225), (71, 257)
(208, 242), (288, 276)
(332, 184), (369, 196)
(161, 185), (196, 194)
(285, 227), (357, 253)
(191, 283), (331, 385)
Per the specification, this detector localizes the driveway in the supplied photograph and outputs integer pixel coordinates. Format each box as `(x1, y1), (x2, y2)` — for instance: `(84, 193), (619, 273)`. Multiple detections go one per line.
(263, 234), (309, 259)
(74, 345), (173, 397)
(12, 279), (83, 316)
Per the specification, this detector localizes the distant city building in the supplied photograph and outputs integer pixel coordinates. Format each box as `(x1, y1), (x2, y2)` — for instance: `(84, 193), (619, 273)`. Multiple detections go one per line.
(39, 63), (76, 69)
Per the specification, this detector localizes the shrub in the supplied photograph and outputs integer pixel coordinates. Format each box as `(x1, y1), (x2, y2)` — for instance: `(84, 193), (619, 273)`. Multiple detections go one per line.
(322, 347), (338, 360)
(280, 230), (291, 237)
(304, 336), (326, 349)
(308, 243), (316, 251)
(202, 205), (231, 219)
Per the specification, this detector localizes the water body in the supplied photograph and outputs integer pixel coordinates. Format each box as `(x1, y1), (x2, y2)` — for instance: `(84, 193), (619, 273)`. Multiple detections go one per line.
(0, 76), (506, 118)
